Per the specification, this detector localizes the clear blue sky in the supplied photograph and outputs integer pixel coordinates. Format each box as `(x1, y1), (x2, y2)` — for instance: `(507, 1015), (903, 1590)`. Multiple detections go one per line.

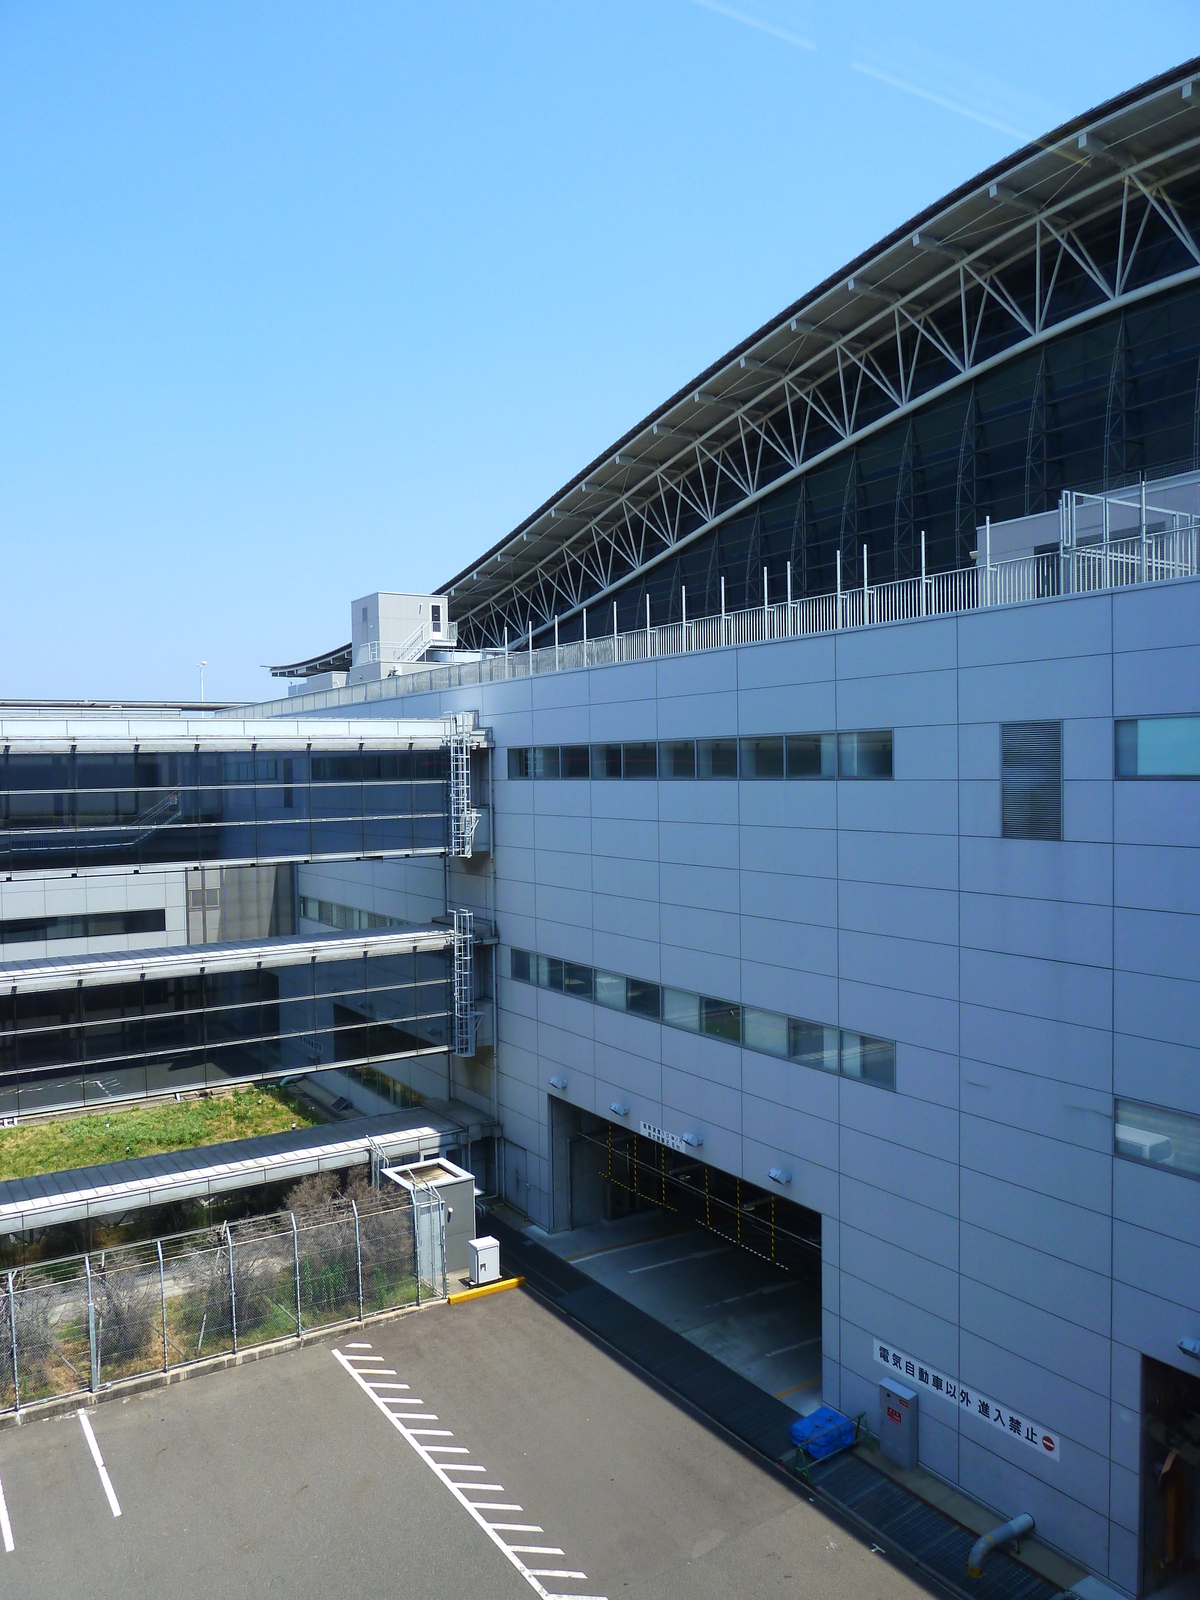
(1, 3), (1193, 701)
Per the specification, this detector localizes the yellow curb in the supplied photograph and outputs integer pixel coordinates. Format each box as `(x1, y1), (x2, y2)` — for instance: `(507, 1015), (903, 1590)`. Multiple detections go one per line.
(447, 1276), (525, 1305)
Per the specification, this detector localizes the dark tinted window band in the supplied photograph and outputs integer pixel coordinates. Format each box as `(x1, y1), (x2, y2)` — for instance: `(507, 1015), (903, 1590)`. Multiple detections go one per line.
(507, 946), (896, 1091)
(505, 731), (892, 781)
(0, 908), (166, 948)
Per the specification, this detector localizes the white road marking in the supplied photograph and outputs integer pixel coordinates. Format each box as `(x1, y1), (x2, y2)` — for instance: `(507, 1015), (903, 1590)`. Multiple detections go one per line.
(77, 1410), (121, 1518)
(528, 1573), (587, 1582)
(764, 1336), (822, 1358)
(471, 1503), (523, 1511)
(409, 1429), (454, 1438)
(347, 1342), (373, 1349)
(627, 1246), (733, 1275)
(0, 1472), (14, 1552)
(333, 1349), (607, 1599)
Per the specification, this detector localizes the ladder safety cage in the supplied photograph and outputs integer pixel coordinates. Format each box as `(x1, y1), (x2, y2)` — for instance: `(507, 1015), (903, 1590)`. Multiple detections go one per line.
(452, 907), (480, 1059)
(449, 713), (480, 858)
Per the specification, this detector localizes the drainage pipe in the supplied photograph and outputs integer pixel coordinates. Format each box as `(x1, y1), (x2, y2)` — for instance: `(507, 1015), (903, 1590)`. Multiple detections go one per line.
(967, 1513), (1034, 1577)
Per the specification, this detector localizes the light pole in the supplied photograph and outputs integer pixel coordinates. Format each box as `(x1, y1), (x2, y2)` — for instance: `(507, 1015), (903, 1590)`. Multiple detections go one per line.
(197, 661), (207, 703)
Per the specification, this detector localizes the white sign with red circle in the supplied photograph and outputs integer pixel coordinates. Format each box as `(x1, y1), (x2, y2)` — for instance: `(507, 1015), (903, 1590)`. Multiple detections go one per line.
(874, 1337), (1060, 1462)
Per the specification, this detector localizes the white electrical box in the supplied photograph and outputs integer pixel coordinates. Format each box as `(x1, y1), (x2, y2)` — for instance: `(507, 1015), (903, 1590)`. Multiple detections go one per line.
(469, 1235), (501, 1286)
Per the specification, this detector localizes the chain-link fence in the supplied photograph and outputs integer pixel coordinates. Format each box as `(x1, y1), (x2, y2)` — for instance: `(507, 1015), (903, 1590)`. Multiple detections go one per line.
(0, 1185), (442, 1412)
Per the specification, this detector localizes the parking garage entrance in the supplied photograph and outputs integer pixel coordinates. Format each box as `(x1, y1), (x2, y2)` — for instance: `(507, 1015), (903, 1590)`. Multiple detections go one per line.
(547, 1104), (824, 1416)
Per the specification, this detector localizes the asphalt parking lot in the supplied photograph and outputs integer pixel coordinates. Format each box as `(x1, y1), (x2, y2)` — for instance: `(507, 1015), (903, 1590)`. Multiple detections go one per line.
(0, 1288), (933, 1600)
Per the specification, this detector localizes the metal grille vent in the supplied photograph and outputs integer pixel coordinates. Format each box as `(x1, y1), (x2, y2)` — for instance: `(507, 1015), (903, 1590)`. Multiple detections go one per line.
(1001, 721), (1062, 841)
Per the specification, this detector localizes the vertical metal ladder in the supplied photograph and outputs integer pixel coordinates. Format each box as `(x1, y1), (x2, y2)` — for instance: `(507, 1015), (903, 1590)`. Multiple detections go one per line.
(452, 907), (479, 1058)
(449, 713), (479, 858)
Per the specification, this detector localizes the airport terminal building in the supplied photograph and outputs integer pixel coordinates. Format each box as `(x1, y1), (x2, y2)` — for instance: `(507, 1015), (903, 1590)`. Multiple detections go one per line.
(5, 59), (1200, 1599)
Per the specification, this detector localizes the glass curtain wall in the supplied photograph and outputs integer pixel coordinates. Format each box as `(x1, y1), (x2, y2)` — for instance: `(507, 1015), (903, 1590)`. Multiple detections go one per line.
(549, 280), (1200, 639)
(0, 947), (452, 1115)
(0, 748), (449, 873)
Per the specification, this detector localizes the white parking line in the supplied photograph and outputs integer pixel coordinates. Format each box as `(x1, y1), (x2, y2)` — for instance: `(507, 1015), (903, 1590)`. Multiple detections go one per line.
(627, 1245), (732, 1275)
(333, 1346), (606, 1599)
(77, 1411), (121, 1518)
(0, 1472), (14, 1552)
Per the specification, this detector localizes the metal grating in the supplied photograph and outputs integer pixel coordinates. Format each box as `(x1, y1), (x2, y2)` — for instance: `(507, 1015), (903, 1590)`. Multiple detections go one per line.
(811, 1453), (1065, 1600)
(1002, 720), (1063, 841)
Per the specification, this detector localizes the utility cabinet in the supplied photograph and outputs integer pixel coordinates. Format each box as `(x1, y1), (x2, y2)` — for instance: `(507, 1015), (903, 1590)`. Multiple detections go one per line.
(880, 1378), (919, 1470)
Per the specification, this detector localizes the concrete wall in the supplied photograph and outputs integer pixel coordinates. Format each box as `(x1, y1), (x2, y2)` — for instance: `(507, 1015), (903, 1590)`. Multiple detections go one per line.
(287, 575), (1200, 1593)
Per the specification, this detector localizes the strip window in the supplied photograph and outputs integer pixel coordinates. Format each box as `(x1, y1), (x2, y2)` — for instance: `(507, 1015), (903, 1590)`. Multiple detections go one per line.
(506, 731), (892, 782)
(0, 908), (166, 948)
(1115, 716), (1200, 778)
(1115, 1098), (1200, 1179)
(507, 946), (895, 1091)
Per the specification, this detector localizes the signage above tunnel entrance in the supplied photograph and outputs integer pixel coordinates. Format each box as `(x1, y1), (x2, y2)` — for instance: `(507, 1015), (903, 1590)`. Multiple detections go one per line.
(639, 1120), (701, 1153)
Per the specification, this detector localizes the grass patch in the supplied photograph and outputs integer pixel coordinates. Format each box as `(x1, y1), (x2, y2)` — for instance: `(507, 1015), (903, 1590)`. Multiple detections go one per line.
(0, 1088), (321, 1181)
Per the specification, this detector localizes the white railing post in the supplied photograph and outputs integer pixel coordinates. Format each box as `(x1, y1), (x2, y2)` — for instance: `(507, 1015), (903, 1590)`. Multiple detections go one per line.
(7, 1270), (18, 1411)
(582, 606), (587, 665)
(554, 615), (559, 671)
(352, 1198), (364, 1321)
(1141, 478), (1147, 582)
(763, 566), (769, 636)
(157, 1239), (168, 1372)
(985, 516), (992, 607)
(836, 549), (842, 629)
(920, 529), (927, 617)
(787, 560), (792, 611)
(720, 576), (726, 645)
(503, 625), (508, 663)
(291, 1212), (302, 1337)
(646, 594), (652, 655)
(84, 1255), (98, 1392)
(613, 600), (618, 661)
(225, 1223), (238, 1354)
(862, 545), (868, 624)
(681, 584), (686, 625)
(528, 627), (533, 676)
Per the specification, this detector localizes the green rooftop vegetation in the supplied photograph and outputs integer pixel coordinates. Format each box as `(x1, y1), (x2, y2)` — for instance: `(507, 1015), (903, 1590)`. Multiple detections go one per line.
(0, 1087), (321, 1182)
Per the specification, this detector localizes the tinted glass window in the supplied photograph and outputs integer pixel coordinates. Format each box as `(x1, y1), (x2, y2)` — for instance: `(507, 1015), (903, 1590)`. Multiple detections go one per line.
(787, 732), (836, 778)
(1115, 1098), (1200, 1178)
(838, 730), (893, 778)
(1115, 716), (1200, 777)
(740, 737), (784, 779)
(510, 948), (532, 983)
(743, 1007), (787, 1056)
(591, 745), (623, 779)
(659, 741), (696, 780)
(563, 961), (594, 999)
(594, 970), (626, 1008)
(789, 1018), (838, 1072)
(841, 1031), (896, 1089)
(533, 747), (561, 780)
(696, 739), (738, 779)
(701, 996), (741, 1042)
(536, 954), (564, 991)
(626, 978), (661, 1019)
(622, 743), (657, 779)
(561, 745), (591, 779)
(507, 748), (531, 780)
(662, 987), (700, 1031)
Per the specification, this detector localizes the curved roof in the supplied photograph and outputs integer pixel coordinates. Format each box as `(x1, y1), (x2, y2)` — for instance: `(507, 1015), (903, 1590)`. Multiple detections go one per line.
(267, 642), (353, 679)
(441, 57), (1200, 648)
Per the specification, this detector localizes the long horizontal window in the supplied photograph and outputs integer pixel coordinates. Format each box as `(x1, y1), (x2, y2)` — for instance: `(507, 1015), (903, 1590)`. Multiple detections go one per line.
(0, 948), (452, 1117)
(508, 946), (895, 1091)
(0, 747), (449, 874)
(1115, 716), (1200, 777)
(1116, 1098), (1200, 1179)
(0, 908), (166, 948)
(506, 731), (891, 782)
(299, 896), (404, 932)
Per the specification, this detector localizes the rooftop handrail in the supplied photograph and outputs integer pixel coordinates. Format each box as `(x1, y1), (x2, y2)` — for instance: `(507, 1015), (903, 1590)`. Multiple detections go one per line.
(239, 514), (1199, 718)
